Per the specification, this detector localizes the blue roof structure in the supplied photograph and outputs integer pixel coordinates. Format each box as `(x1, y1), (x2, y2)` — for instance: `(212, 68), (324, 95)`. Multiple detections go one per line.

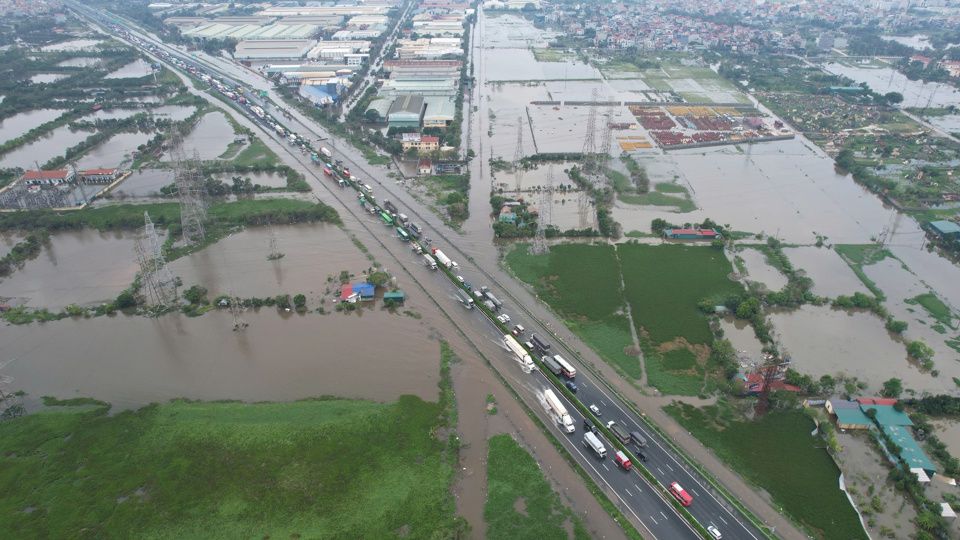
(861, 404), (913, 426)
(930, 220), (960, 236)
(883, 425), (936, 474)
(353, 283), (375, 298)
(834, 407), (872, 427)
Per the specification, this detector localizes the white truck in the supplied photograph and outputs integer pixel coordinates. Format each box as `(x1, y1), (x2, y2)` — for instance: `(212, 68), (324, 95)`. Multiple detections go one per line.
(287, 133), (298, 145)
(544, 388), (575, 433)
(423, 254), (437, 269)
(503, 334), (535, 373)
(398, 213), (410, 227)
(583, 431), (607, 458)
(431, 248), (457, 269)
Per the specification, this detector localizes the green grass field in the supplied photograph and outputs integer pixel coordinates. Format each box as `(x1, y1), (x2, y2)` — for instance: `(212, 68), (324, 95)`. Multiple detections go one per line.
(485, 434), (590, 540)
(665, 404), (867, 539)
(642, 344), (705, 396)
(232, 138), (280, 168)
(617, 244), (742, 345)
(0, 396), (460, 539)
(505, 243), (623, 320)
(906, 293), (955, 328)
(617, 190), (696, 212)
(571, 315), (642, 379)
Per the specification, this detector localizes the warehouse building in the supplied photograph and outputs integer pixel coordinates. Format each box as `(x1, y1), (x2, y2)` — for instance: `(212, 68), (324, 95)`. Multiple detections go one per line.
(365, 98), (393, 122)
(21, 169), (75, 186)
(183, 23), (318, 41)
(234, 39), (317, 60)
(929, 220), (960, 240)
(387, 95), (425, 129)
(383, 60), (461, 81)
(423, 97), (455, 128)
(380, 78), (457, 98)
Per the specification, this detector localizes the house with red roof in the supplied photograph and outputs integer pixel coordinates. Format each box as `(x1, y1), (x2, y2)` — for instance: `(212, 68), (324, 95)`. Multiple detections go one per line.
(22, 169), (75, 185)
(663, 228), (719, 240)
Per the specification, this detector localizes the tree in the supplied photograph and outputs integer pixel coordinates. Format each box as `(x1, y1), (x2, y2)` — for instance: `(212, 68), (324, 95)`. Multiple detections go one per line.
(293, 294), (306, 307)
(886, 318), (908, 334)
(884, 91), (903, 105)
(711, 238), (725, 250)
(183, 285), (208, 305)
(864, 407), (878, 421)
(115, 289), (137, 309)
(819, 374), (836, 393)
(363, 109), (380, 123)
(275, 294), (291, 309)
(881, 377), (903, 399)
(893, 401), (905, 413)
(367, 271), (389, 287)
(907, 340), (935, 362)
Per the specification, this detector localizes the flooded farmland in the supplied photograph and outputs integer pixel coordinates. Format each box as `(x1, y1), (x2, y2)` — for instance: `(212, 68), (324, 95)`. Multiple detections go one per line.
(0, 108), (64, 143)
(821, 62), (960, 109)
(1, 124), (93, 169)
(56, 57), (100, 68)
(29, 73), (68, 84)
(40, 39), (103, 52)
(104, 59), (154, 79)
(74, 131), (153, 170)
(734, 248), (788, 292)
(781, 246), (868, 298)
(163, 111), (234, 161)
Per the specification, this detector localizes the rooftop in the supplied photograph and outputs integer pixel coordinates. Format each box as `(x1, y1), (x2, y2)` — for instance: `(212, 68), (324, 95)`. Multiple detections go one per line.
(883, 425), (936, 473)
(930, 220), (960, 235)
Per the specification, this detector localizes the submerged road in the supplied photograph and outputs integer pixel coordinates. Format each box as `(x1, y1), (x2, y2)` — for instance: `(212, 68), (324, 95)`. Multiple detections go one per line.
(71, 5), (800, 539)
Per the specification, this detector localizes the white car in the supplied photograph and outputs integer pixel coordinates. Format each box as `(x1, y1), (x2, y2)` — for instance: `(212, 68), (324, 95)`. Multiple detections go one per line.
(497, 314), (510, 323)
(456, 275), (464, 283)
(707, 525), (722, 539)
(589, 404), (601, 416)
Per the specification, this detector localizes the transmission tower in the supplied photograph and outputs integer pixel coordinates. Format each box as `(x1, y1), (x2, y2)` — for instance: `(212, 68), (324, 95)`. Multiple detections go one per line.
(754, 358), (786, 418)
(531, 164), (554, 255)
(599, 97), (615, 171)
(229, 293), (248, 332)
(135, 211), (177, 306)
(513, 116), (525, 193)
(580, 88), (599, 172)
(267, 226), (283, 260)
(0, 359), (24, 421)
(171, 126), (207, 244)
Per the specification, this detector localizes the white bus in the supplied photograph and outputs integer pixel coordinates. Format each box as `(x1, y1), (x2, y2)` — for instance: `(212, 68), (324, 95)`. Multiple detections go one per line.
(553, 355), (576, 378)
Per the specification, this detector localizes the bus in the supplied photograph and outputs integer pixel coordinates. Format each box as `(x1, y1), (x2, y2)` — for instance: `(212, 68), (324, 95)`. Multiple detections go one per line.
(323, 167), (333, 177)
(553, 355), (576, 378)
(380, 212), (393, 225)
(669, 482), (692, 507)
(397, 227), (410, 241)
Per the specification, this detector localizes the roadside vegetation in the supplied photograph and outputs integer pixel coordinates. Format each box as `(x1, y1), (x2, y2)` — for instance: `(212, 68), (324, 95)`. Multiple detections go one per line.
(665, 402), (867, 539)
(484, 434), (591, 539)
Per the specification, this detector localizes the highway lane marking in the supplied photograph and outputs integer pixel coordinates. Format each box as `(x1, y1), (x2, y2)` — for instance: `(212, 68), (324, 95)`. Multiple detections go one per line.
(660, 511), (668, 520)
(602, 463), (609, 471)
(635, 483), (643, 493)
(690, 488), (699, 497)
(600, 400), (607, 406)
(718, 515), (728, 525)
(666, 463), (674, 471)
(649, 516), (658, 525)
(625, 489), (631, 497)
(657, 467), (665, 475)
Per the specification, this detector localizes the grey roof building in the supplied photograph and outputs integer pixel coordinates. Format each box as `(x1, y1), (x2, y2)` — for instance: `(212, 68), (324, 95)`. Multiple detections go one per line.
(387, 95), (425, 129)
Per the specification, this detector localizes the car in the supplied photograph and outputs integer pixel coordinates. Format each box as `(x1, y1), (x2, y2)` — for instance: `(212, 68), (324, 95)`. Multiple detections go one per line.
(456, 275), (464, 283)
(564, 380), (578, 393)
(707, 526), (722, 539)
(497, 315), (509, 324)
(636, 450), (649, 462)
(511, 324), (525, 336)
(588, 404), (601, 416)
(464, 283), (472, 291)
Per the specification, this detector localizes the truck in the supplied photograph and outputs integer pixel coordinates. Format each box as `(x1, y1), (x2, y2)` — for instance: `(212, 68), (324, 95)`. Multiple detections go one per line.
(320, 147), (332, 159)
(431, 248), (457, 269)
(531, 333), (551, 353)
(456, 289), (474, 309)
(287, 133), (298, 145)
(311, 154), (321, 165)
(543, 355), (563, 376)
(383, 200), (398, 214)
(583, 431), (607, 459)
(485, 292), (502, 311)
(503, 334), (535, 372)
(407, 225), (420, 239)
(543, 388), (575, 433)
(410, 222), (423, 235)
(423, 254), (437, 269)
(397, 213), (410, 227)
(274, 125), (285, 136)
(606, 421), (631, 445)
(483, 300), (496, 312)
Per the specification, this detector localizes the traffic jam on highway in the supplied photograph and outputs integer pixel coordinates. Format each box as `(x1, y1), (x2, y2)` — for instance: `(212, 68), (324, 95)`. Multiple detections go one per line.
(105, 18), (759, 540)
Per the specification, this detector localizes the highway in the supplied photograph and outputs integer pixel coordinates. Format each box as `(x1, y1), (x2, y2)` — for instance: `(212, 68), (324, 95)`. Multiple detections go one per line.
(70, 5), (774, 539)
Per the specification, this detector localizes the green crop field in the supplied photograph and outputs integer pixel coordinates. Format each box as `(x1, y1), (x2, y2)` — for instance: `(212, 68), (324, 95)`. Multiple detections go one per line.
(485, 434), (590, 540)
(617, 244), (742, 345)
(571, 315), (642, 379)
(643, 344), (705, 396)
(505, 243), (623, 320)
(0, 396), (460, 539)
(665, 404), (867, 539)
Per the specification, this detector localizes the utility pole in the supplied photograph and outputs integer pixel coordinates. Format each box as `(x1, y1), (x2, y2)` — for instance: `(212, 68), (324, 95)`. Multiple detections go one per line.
(229, 292), (247, 332)
(267, 226), (283, 260)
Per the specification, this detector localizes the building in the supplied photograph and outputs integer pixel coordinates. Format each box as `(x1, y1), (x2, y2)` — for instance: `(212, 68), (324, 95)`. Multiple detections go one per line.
(341, 282), (375, 303)
(234, 39), (317, 60)
(387, 95), (425, 129)
(380, 78), (457, 98)
(418, 159), (432, 175)
(299, 81), (344, 107)
(182, 23), (318, 41)
(383, 60), (462, 81)
(498, 211), (517, 223)
(423, 97), (455, 128)
(663, 228), (719, 240)
(365, 98), (393, 122)
(80, 168), (119, 183)
(929, 220), (960, 239)
(883, 425), (937, 479)
(21, 169), (75, 186)
(825, 399), (873, 430)
(401, 133), (440, 153)
(733, 372), (802, 395)
(383, 291), (405, 305)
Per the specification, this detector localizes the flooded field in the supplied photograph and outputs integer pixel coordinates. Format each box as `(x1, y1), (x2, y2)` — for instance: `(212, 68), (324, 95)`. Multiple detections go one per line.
(104, 59), (153, 79)
(163, 111), (233, 161)
(2, 308), (440, 411)
(924, 114), (960, 133)
(929, 418), (960, 458)
(0, 229), (139, 308)
(74, 131), (153, 170)
(781, 246), (868, 298)
(211, 170), (288, 189)
(30, 73), (69, 84)
(148, 105), (198, 122)
(821, 63), (960, 109)
(40, 39), (103, 52)
(0, 108), (64, 143)
(56, 57), (101, 68)
(112, 168), (175, 197)
(734, 247), (788, 292)
(1, 124), (92, 169)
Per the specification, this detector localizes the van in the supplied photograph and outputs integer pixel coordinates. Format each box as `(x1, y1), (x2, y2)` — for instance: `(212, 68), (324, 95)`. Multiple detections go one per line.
(636, 450), (648, 462)
(630, 431), (647, 448)
(363, 184), (373, 193)
(614, 451), (632, 471)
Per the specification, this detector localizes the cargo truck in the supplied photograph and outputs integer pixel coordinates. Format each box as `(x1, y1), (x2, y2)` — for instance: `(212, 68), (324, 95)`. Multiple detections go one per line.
(531, 333), (551, 352)
(606, 421), (631, 445)
(423, 254), (437, 269)
(503, 335), (535, 372)
(431, 248), (457, 269)
(407, 225), (420, 239)
(397, 213), (410, 226)
(485, 292), (502, 311)
(583, 431), (607, 458)
(383, 200), (398, 214)
(456, 289), (474, 309)
(543, 355), (563, 376)
(410, 222), (423, 235)
(543, 388), (575, 433)
(320, 147), (332, 159)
